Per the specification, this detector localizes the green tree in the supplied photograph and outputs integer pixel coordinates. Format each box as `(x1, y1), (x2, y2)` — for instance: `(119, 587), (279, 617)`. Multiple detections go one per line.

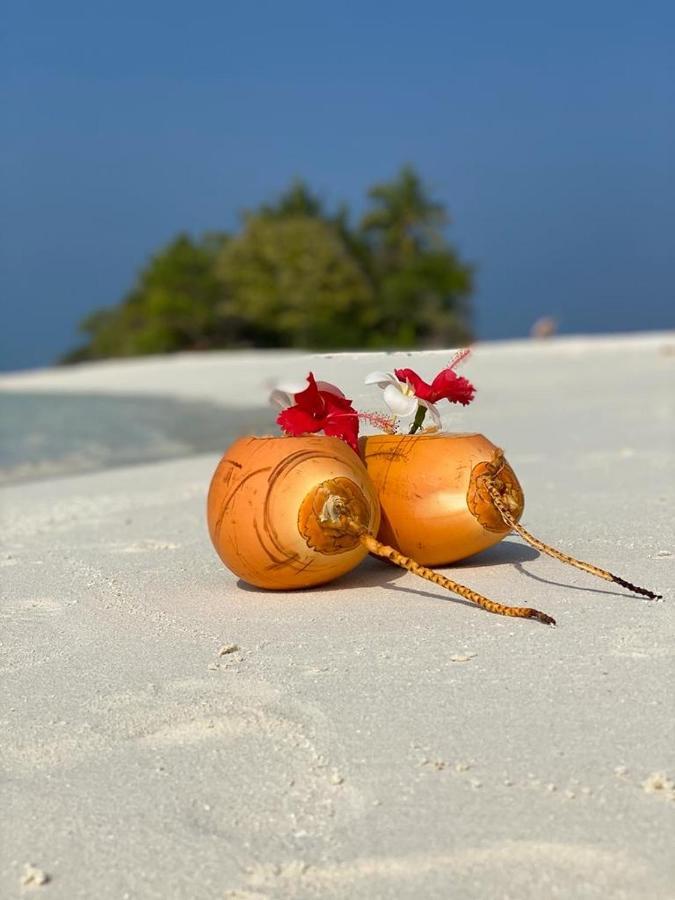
(62, 234), (230, 361)
(63, 166), (473, 361)
(360, 166), (473, 346)
(373, 250), (473, 347)
(216, 216), (376, 349)
(360, 164), (448, 263)
(257, 179), (325, 220)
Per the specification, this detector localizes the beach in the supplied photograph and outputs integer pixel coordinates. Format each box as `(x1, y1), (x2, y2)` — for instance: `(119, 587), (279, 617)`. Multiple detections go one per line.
(1, 334), (674, 899)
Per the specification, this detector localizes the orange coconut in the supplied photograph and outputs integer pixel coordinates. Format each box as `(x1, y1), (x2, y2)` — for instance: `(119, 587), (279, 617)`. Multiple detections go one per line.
(360, 432), (524, 566)
(207, 435), (380, 589)
(207, 432), (561, 623)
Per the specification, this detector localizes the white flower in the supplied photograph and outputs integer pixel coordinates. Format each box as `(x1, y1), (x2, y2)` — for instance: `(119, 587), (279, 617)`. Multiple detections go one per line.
(364, 371), (441, 427)
(269, 378), (345, 409)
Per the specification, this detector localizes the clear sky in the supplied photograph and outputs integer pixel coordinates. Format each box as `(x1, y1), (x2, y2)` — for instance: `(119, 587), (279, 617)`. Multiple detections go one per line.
(2, 0), (674, 370)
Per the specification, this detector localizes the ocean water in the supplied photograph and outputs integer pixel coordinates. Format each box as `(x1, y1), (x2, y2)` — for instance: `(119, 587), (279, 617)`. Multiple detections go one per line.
(0, 392), (272, 485)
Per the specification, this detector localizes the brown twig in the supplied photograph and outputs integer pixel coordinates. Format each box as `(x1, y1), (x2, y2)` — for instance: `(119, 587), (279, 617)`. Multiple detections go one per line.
(484, 450), (662, 601)
(318, 491), (556, 625)
(357, 530), (555, 625)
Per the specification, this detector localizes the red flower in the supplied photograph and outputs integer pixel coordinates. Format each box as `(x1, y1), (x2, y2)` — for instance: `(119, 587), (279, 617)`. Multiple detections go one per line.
(276, 373), (360, 452)
(393, 364), (476, 407)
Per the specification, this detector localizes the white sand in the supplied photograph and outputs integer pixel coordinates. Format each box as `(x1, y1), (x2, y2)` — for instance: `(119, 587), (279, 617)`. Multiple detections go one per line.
(1, 335), (674, 899)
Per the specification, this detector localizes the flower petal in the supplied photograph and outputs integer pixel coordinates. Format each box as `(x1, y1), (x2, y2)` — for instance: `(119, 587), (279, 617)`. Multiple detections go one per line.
(393, 368), (433, 401)
(322, 391), (355, 415)
(274, 371), (360, 453)
(275, 379), (311, 396)
(293, 373), (326, 415)
(382, 384), (418, 417)
(428, 368), (476, 405)
(364, 371), (398, 387)
(276, 406), (320, 436)
(420, 399), (441, 428)
(269, 389), (294, 408)
(323, 411), (360, 452)
(315, 380), (345, 398)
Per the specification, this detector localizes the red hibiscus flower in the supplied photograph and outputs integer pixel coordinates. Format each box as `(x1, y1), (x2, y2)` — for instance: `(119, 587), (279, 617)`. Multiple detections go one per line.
(393, 365), (476, 407)
(274, 373), (360, 452)
(365, 349), (476, 433)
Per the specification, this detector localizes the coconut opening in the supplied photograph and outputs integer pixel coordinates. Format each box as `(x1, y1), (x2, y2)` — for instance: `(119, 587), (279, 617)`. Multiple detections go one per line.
(298, 473), (556, 624)
(298, 477), (371, 555)
(467, 458), (524, 533)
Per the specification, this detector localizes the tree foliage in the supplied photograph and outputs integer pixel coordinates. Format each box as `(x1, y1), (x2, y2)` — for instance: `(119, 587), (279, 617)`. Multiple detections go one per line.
(361, 164), (448, 263)
(216, 216), (376, 348)
(62, 234), (228, 361)
(255, 179), (325, 221)
(63, 167), (473, 362)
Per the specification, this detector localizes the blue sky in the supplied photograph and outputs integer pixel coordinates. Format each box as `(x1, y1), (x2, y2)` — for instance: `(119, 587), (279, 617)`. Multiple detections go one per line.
(2, 0), (674, 370)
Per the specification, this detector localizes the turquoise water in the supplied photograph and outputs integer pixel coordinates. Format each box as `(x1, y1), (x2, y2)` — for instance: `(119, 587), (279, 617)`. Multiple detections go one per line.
(0, 392), (271, 484)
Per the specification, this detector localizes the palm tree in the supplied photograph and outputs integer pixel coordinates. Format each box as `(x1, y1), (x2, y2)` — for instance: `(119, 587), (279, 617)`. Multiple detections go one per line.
(360, 165), (448, 263)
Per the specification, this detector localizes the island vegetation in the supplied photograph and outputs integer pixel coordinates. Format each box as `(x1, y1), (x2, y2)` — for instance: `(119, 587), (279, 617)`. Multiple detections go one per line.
(63, 166), (473, 362)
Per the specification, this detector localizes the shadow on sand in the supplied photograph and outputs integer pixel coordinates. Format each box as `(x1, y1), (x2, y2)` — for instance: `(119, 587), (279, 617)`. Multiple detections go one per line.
(237, 537), (628, 608)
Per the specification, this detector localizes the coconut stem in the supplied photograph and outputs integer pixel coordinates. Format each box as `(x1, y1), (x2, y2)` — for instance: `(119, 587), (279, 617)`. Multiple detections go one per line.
(485, 450), (662, 601)
(318, 493), (555, 624)
(357, 530), (555, 624)
(320, 512), (554, 624)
